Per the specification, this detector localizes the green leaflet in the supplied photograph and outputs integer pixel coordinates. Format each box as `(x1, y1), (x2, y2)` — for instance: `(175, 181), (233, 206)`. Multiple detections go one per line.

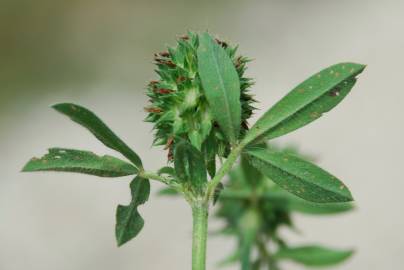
(220, 189), (353, 215)
(242, 63), (365, 145)
(265, 78), (357, 140)
(274, 245), (354, 266)
(174, 140), (207, 194)
(22, 148), (137, 177)
(289, 200), (353, 215)
(116, 177), (150, 246)
(245, 147), (353, 203)
(53, 103), (143, 169)
(197, 32), (241, 144)
(262, 188), (354, 215)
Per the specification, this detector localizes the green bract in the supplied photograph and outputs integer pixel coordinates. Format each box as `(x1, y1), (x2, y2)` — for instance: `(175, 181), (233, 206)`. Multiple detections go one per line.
(145, 31), (254, 162)
(174, 140), (207, 195)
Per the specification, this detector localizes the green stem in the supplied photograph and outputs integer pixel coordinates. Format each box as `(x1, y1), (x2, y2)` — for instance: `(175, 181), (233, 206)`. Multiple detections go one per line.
(192, 202), (209, 270)
(206, 143), (244, 201)
(139, 170), (176, 186)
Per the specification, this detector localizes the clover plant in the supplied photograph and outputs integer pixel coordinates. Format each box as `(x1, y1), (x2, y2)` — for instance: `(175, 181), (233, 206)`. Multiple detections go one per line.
(22, 31), (365, 270)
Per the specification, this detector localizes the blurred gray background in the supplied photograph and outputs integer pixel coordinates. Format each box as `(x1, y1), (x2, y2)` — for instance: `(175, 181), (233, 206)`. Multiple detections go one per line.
(1, 0), (403, 269)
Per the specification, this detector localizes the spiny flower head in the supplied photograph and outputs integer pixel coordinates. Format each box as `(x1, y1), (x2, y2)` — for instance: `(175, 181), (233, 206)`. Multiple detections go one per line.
(145, 32), (255, 169)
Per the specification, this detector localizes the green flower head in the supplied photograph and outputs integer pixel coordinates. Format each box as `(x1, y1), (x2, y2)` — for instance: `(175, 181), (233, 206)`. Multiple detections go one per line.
(145, 32), (255, 164)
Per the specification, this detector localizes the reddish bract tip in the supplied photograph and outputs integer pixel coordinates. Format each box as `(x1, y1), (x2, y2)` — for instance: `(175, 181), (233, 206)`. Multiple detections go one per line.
(145, 107), (163, 113)
(159, 51), (170, 57)
(155, 88), (174, 94)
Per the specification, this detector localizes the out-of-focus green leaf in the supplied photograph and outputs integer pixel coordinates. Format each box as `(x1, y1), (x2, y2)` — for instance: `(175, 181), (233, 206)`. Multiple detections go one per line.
(221, 188), (353, 215)
(243, 63), (365, 145)
(174, 140), (207, 194)
(197, 32), (241, 144)
(251, 260), (261, 270)
(262, 188), (354, 215)
(274, 245), (354, 266)
(290, 200), (353, 215)
(116, 177), (150, 246)
(53, 103), (143, 169)
(219, 190), (251, 200)
(22, 148), (137, 177)
(245, 147), (353, 203)
(157, 187), (179, 196)
(238, 209), (260, 270)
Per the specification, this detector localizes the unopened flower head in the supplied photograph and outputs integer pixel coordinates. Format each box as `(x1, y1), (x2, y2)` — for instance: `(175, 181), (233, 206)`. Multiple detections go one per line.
(145, 32), (255, 162)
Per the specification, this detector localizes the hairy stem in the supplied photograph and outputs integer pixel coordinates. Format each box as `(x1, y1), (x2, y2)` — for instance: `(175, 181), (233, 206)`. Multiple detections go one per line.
(192, 201), (209, 270)
(206, 143), (244, 201)
(139, 171), (174, 185)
